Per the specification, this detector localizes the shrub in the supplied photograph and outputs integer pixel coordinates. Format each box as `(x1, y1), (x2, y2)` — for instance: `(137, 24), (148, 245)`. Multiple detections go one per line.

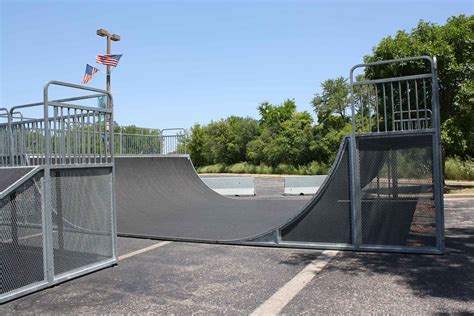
(227, 162), (256, 174)
(255, 164), (274, 174)
(275, 164), (298, 175)
(197, 163), (226, 173)
(300, 161), (329, 175)
(444, 157), (474, 181)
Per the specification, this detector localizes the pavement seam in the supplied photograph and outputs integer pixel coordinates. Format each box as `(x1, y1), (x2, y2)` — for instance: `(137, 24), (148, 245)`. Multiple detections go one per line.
(118, 241), (172, 261)
(250, 250), (339, 316)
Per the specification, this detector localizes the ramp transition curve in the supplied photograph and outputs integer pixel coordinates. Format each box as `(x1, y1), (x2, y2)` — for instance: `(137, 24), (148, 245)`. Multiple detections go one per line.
(116, 136), (393, 246)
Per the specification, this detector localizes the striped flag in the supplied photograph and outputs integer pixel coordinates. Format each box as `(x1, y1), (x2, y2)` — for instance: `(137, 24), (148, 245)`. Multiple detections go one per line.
(96, 54), (122, 67)
(82, 64), (99, 84)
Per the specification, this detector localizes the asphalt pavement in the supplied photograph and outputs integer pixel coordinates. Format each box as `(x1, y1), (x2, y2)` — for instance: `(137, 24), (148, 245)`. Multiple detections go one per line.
(1, 176), (472, 314)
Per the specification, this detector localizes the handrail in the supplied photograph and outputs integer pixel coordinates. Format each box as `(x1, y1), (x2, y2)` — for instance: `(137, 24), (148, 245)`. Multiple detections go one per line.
(0, 81), (115, 167)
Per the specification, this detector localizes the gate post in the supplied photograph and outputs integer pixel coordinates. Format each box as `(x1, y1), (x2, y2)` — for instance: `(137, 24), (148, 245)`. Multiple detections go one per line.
(430, 57), (445, 253)
(349, 67), (362, 250)
(7, 111), (15, 166)
(43, 82), (55, 283)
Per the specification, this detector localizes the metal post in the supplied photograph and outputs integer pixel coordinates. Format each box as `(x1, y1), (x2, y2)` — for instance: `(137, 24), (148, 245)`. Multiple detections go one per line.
(349, 67), (362, 249)
(119, 127), (123, 155)
(43, 82), (54, 282)
(106, 35), (111, 110)
(7, 111), (14, 166)
(431, 57), (445, 253)
(96, 29), (120, 131)
(107, 91), (118, 261)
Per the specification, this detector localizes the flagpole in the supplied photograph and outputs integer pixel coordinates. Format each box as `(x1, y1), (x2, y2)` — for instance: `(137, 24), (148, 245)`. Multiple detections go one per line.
(106, 34), (111, 110)
(96, 29), (121, 130)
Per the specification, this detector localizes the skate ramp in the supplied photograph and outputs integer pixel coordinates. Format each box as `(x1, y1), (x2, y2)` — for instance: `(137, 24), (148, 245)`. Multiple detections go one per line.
(115, 156), (308, 241)
(0, 167), (36, 194)
(115, 137), (354, 243)
(116, 135), (420, 247)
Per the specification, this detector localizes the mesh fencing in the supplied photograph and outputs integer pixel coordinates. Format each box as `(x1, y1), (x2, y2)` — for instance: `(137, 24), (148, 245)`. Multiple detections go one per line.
(0, 172), (45, 295)
(280, 138), (352, 244)
(358, 133), (436, 247)
(0, 167), (115, 302)
(51, 168), (114, 276)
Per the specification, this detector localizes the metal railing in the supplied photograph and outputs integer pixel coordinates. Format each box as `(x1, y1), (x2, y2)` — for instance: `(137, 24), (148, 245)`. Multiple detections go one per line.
(350, 56), (437, 134)
(0, 83), (114, 167)
(0, 121), (187, 163)
(115, 127), (187, 155)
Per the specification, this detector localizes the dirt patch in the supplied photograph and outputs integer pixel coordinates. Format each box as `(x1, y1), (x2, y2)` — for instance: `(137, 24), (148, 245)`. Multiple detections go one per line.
(445, 180), (474, 196)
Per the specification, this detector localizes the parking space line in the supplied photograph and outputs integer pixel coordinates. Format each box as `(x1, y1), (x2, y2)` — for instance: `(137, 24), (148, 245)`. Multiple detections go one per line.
(250, 250), (339, 316)
(118, 241), (172, 261)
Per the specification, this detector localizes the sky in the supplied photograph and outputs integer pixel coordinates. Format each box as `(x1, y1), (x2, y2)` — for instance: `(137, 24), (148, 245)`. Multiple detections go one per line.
(1, 0), (472, 130)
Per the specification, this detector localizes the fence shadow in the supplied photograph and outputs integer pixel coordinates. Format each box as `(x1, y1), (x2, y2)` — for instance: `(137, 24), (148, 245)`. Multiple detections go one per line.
(278, 226), (473, 302)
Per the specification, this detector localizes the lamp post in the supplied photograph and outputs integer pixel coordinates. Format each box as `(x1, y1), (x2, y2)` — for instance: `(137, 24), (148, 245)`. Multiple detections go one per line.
(96, 28), (121, 110)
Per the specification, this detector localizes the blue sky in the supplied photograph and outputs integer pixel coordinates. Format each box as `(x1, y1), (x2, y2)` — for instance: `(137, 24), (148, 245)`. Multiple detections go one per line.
(1, 0), (472, 129)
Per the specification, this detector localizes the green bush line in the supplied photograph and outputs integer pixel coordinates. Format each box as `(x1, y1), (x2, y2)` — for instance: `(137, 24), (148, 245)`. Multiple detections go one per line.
(197, 157), (474, 181)
(444, 157), (474, 181)
(197, 161), (328, 175)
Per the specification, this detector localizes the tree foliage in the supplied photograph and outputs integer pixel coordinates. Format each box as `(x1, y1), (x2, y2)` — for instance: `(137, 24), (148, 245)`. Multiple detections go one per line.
(187, 117), (259, 167)
(247, 104), (314, 167)
(311, 76), (351, 120)
(364, 15), (474, 157)
(185, 14), (472, 172)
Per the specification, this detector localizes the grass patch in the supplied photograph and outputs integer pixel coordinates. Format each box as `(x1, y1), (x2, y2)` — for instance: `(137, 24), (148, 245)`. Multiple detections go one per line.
(445, 157), (474, 181)
(226, 162), (256, 174)
(197, 163), (226, 173)
(299, 161), (329, 175)
(197, 161), (329, 175)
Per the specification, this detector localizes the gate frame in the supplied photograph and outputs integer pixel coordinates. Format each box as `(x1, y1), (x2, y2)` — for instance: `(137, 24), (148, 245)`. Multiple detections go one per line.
(0, 81), (118, 304)
(349, 56), (444, 254)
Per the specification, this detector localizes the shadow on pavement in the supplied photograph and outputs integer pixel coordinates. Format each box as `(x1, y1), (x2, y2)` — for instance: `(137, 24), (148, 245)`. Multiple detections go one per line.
(278, 227), (473, 302)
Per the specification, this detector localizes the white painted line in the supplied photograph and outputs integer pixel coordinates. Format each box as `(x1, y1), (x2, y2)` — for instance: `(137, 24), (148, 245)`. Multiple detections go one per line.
(118, 241), (172, 261)
(250, 250), (339, 316)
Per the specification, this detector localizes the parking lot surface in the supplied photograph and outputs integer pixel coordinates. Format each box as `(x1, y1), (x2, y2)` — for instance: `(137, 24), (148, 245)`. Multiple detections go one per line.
(1, 178), (472, 314)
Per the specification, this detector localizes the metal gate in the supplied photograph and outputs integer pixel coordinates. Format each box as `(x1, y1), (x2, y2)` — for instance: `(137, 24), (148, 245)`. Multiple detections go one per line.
(0, 81), (117, 304)
(348, 56), (444, 253)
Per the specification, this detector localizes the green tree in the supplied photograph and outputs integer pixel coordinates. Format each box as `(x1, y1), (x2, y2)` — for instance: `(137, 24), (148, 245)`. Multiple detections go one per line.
(258, 99), (297, 133)
(309, 77), (353, 165)
(187, 117), (259, 167)
(311, 77), (351, 120)
(225, 116), (259, 163)
(247, 100), (314, 167)
(187, 123), (210, 167)
(364, 15), (474, 158)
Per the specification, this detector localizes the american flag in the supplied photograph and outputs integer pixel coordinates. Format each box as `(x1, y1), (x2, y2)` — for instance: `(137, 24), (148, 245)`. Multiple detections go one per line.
(96, 54), (122, 67)
(82, 64), (99, 84)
